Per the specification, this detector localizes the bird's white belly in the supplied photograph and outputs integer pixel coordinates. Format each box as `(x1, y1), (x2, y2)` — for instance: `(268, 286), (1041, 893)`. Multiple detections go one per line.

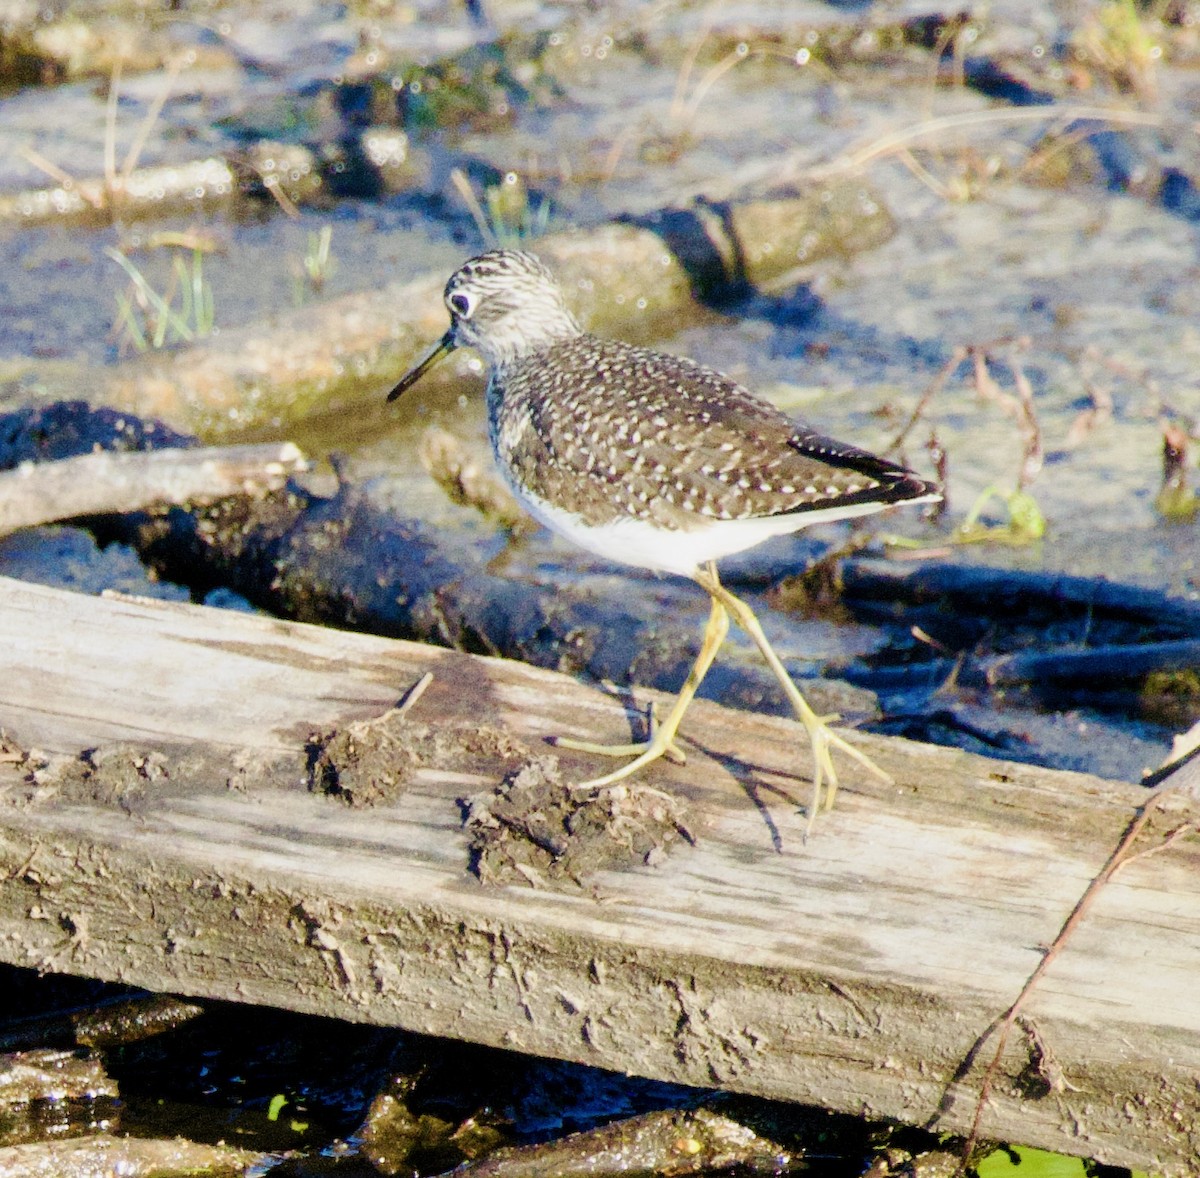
(516, 488), (917, 577)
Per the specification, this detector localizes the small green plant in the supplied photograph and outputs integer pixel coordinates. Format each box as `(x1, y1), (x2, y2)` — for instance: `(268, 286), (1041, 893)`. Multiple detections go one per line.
(1072, 0), (1164, 99)
(1156, 482), (1198, 522)
(1154, 422), (1198, 522)
(299, 224), (335, 297)
(450, 167), (552, 249)
(977, 1144), (1151, 1178)
(953, 484), (1046, 545)
(107, 243), (215, 353)
(485, 172), (552, 246)
(976, 1146), (1084, 1177)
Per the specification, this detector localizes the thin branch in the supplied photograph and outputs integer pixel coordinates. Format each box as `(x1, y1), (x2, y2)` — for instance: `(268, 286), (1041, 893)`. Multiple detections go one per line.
(814, 105), (1162, 178)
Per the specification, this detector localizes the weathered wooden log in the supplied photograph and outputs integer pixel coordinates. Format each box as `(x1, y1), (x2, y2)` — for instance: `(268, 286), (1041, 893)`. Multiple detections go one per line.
(0, 443), (304, 536)
(0, 577), (1195, 1174)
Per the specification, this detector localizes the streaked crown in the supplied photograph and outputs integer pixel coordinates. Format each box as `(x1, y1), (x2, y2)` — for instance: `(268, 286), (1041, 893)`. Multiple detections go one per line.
(443, 249), (582, 367)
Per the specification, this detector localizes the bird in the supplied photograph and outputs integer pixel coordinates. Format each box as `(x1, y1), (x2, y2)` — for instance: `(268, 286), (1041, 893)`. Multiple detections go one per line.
(387, 248), (940, 828)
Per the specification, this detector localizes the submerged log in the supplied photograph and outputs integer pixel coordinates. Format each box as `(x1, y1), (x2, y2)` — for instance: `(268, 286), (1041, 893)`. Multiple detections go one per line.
(843, 559), (1200, 634)
(0, 994), (203, 1054)
(0, 1049), (116, 1113)
(439, 1108), (789, 1178)
(81, 180), (894, 436)
(0, 577), (1195, 1173)
(0, 1134), (269, 1177)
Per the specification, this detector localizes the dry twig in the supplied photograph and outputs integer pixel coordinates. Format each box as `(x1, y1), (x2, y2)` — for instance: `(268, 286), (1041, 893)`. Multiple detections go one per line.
(948, 770), (1199, 1169)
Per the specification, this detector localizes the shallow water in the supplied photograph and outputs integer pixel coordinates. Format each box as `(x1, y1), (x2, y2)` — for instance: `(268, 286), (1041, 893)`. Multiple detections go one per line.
(0, 1), (1195, 769)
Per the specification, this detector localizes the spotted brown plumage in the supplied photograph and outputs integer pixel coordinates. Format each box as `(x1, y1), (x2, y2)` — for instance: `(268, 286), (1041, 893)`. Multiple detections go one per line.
(491, 332), (934, 534)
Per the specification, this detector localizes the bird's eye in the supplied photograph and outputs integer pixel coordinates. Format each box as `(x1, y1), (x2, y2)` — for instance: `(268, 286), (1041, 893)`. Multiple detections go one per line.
(448, 291), (474, 318)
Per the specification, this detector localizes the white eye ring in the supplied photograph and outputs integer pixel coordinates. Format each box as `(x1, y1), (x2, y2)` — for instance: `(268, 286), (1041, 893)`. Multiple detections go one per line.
(447, 290), (474, 318)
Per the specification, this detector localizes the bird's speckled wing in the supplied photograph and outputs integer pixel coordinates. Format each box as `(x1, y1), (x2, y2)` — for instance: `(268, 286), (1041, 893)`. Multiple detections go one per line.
(491, 334), (935, 531)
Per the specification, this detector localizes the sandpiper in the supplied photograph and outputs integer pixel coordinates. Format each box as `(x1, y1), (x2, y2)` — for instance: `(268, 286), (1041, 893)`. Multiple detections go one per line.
(387, 249), (939, 827)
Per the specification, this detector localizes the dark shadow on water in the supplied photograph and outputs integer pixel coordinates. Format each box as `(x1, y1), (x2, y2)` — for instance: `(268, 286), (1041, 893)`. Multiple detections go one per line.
(752, 294), (965, 379)
(625, 197), (964, 384)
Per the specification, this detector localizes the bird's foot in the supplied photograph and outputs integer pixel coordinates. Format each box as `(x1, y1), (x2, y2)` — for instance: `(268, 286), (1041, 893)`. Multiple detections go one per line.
(551, 700), (686, 767)
(796, 705), (891, 836)
(561, 710), (689, 794)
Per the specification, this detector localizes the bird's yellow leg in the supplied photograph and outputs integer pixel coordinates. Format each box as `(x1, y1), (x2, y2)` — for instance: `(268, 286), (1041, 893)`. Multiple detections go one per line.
(694, 563), (891, 831)
(563, 594), (730, 790)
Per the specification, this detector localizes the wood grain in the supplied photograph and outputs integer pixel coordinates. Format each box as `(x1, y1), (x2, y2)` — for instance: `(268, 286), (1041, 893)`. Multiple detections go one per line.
(0, 576), (1195, 1172)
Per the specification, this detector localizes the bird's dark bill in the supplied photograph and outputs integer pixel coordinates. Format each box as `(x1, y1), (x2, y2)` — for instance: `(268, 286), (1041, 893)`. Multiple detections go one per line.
(386, 331), (455, 402)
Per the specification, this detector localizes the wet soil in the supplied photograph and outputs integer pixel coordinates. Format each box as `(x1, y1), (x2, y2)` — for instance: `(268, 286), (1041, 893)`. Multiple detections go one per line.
(309, 710), (531, 809)
(25, 714), (694, 891)
(462, 756), (695, 888)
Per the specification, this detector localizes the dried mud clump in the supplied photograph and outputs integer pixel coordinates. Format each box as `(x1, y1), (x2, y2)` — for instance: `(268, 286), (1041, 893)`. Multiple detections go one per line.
(308, 711), (531, 809)
(462, 756), (694, 888)
(21, 742), (304, 812)
(307, 712), (421, 808)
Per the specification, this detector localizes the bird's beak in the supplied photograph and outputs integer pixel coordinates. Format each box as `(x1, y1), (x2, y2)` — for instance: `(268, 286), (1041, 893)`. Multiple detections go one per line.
(386, 331), (455, 402)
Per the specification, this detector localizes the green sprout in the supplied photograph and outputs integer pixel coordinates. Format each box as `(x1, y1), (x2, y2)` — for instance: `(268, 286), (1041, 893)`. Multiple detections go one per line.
(1072, 0), (1164, 99)
(302, 224), (335, 294)
(107, 243), (215, 352)
(953, 484), (1046, 546)
(450, 166), (552, 249)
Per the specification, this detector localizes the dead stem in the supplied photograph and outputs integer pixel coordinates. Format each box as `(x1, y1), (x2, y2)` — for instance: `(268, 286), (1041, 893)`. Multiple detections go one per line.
(886, 345), (965, 454)
(814, 105), (1162, 180)
(949, 774), (1199, 1171)
(395, 671), (434, 719)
